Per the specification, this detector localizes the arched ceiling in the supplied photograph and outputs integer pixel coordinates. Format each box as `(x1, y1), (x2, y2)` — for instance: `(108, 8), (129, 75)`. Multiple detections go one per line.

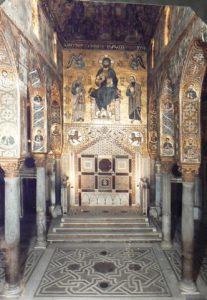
(41, 0), (162, 48)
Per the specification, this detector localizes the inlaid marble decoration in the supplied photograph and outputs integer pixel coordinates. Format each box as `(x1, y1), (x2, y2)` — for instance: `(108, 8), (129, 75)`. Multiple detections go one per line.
(0, 30), (20, 158)
(35, 246), (171, 297)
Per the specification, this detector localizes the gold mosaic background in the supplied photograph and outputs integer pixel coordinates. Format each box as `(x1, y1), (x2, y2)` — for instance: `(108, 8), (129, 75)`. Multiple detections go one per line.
(63, 49), (147, 126)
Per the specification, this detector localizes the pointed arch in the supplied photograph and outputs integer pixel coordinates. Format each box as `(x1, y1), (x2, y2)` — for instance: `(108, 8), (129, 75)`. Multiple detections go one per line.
(179, 41), (207, 163)
(0, 30), (21, 158)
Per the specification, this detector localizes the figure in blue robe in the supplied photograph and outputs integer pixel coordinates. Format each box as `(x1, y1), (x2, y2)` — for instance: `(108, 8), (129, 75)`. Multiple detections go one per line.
(90, 57), (119, 111)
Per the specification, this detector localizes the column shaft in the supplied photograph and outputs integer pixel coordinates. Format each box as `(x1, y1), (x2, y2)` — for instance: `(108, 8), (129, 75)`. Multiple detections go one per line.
(36, 166), (46, 248)
(161, 172), (172, 249)
(55, 158), (61, 207)
(4, 176), (22, 297)
(179, 180), (197, 292)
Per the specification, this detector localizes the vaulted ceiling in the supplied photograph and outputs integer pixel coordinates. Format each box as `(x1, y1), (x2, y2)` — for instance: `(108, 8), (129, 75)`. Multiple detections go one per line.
(41, 0), (162, 49)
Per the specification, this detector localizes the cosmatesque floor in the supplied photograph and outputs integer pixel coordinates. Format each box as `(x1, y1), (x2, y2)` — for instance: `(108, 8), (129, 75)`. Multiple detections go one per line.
(0, 241), (207, 300)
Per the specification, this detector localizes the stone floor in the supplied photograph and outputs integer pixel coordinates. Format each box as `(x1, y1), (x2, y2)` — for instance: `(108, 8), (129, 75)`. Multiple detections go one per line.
(0, 208), (207, 300)
(0, 241), (207, 300)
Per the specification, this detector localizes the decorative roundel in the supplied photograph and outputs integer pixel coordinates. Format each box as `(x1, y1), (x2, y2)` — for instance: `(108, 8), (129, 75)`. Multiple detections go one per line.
(68, 129), (82, 145)
(128, 131), (143, 146)
(99, 158), (112, 172)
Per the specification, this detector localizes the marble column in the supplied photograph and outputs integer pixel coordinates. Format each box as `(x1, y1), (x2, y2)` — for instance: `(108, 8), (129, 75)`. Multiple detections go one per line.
(55, 155), (62, 210)
(34, 155), (47, 248)
(155, 159), (162, 213)
(179, 165), (198, 293)
(161, 160), (172, 249)
(1, 161), (22, 297)
(149, 156), (156, 206)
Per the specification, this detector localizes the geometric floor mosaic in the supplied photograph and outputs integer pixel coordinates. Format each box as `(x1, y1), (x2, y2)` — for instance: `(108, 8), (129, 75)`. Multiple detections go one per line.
(22, 249), (44, 283)
(35, 246), (171, 297)
(0, 249), (6, 284)
(0, 248), (43, 286)
(164, 249), (181, 280)
(164, 249), (207, 285)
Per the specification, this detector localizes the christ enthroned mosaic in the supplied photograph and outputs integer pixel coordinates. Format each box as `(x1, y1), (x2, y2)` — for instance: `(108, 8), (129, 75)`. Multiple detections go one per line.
(35, 247), (171, 297)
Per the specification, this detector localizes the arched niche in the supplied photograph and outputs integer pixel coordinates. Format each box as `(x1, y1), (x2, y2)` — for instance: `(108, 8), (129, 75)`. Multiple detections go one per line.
(179, 41), (207, 164)
(0, 30), (21, 158)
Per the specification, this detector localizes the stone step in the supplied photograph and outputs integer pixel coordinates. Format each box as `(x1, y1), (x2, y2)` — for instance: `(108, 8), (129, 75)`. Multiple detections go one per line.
(60, 222), (149, 227)
(48, 236), (162, 243)
(48, 232), (161, 239)
(52, 227), (157, 233)
(61, 217), (148, 222)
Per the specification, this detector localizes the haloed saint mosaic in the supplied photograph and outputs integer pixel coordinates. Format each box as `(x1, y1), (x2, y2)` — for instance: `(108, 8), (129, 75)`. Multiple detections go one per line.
(63, 49), (147, 126)
(35, 246), (171, 297)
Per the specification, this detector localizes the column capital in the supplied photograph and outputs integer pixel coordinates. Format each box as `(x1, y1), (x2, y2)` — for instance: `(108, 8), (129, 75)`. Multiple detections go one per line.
(34, 154), (46, 167)
(181, 164), (199, 182)
(155, 159), (162, 174)
(149, 153), (157, 160)
(47, 151), (55, 161)
(0, 159), (22, 177)
(160, 157), (173, 174)
(55, 153), (61, 160)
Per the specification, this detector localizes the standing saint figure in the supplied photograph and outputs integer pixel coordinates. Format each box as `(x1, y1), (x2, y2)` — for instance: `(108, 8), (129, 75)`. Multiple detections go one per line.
(126, 76), (142, 122)
(90, 57), (119, 113)
(71, 78), (85, 122)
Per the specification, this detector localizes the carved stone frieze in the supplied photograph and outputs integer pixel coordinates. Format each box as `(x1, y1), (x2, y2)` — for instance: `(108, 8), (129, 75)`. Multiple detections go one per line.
(181, 163), (199, 182)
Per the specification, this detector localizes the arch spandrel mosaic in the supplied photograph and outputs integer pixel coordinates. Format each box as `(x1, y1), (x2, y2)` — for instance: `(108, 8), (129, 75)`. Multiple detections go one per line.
(180, 42), (207, 164)
(0, 30), (20, 158)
